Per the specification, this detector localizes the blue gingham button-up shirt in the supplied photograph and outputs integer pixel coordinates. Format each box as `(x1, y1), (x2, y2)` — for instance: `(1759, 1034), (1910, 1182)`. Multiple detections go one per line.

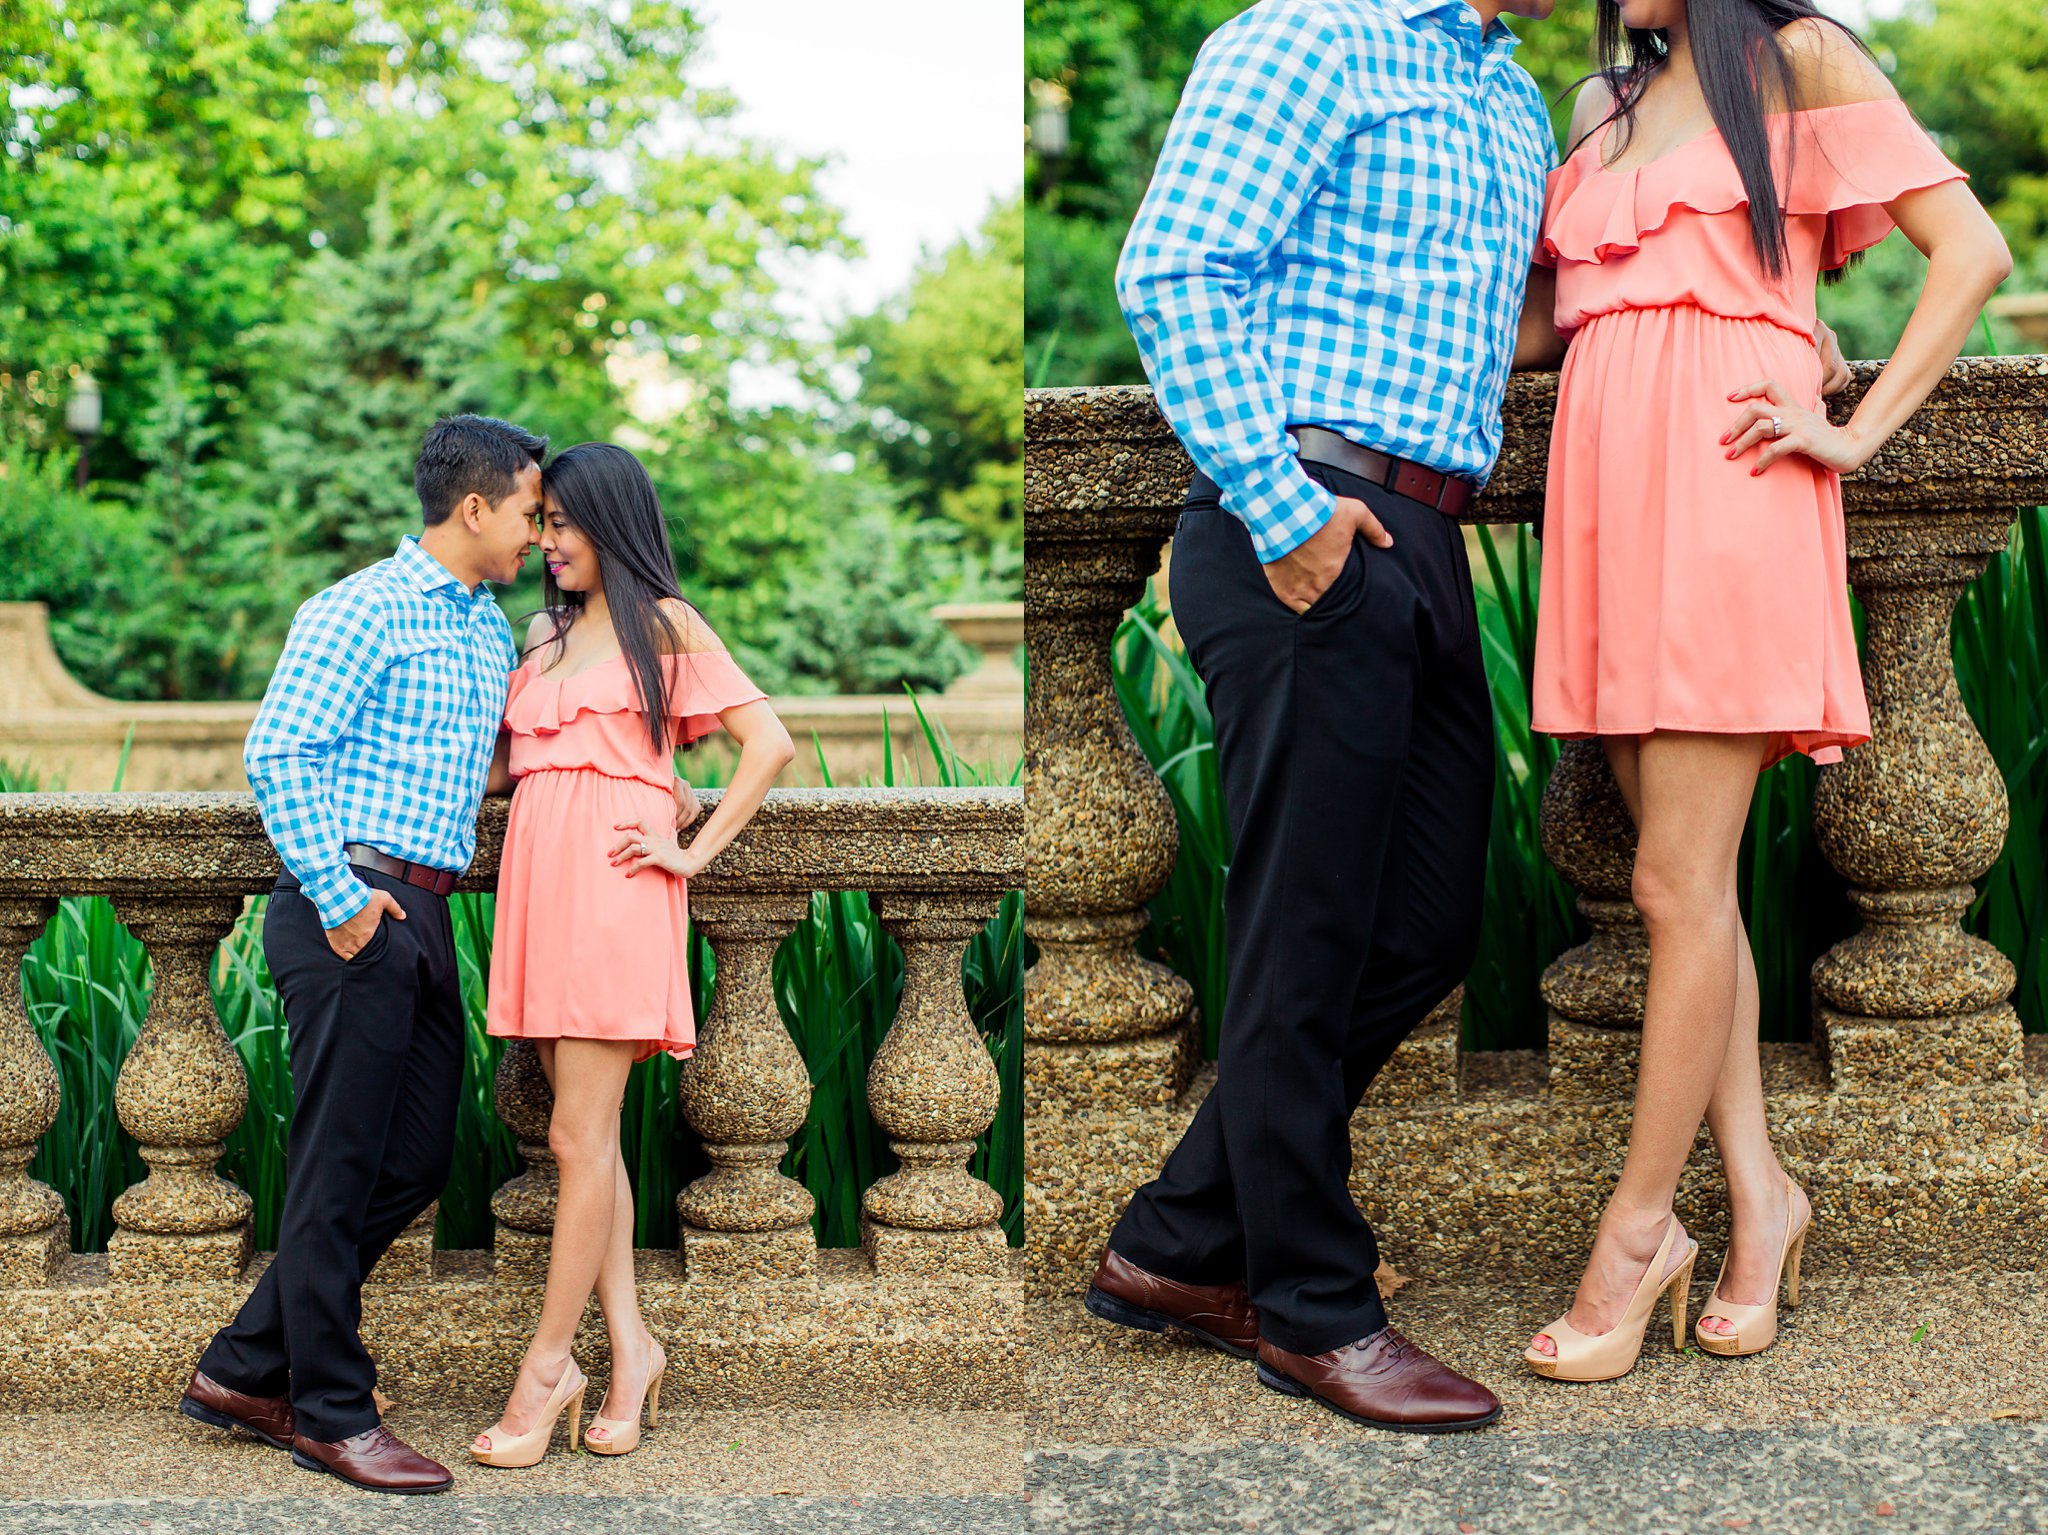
(245, 536), (514, 928)
(1116, 0), (1554, 562)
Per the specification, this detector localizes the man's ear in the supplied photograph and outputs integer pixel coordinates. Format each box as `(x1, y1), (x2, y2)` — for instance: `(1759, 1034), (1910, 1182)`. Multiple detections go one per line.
(459, 492), (489, 533)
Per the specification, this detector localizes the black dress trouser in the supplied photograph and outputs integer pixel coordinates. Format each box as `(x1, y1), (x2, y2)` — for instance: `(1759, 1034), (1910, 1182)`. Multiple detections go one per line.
(199, 867), (464, 1442)
(1109, 458), (1495, 1357)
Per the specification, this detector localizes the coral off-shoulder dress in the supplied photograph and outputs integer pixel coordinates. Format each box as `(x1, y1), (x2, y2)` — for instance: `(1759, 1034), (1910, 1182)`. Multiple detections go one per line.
(1531, 98), (1965, 770)
(485, 648), (765, 1062)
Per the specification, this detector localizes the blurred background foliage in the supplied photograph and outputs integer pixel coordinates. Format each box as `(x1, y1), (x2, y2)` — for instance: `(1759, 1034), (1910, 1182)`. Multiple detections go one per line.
(1, 0), (1021, 701)
(1024, 0), (2044, 383)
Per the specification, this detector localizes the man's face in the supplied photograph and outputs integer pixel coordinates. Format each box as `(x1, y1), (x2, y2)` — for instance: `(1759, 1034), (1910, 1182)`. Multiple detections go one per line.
(476, 464), (543, 585)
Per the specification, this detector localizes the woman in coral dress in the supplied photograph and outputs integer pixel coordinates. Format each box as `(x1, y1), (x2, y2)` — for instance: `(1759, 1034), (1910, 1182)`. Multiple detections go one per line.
(471, 443), (795, 1462)
(1520, 4), (2010, 1380)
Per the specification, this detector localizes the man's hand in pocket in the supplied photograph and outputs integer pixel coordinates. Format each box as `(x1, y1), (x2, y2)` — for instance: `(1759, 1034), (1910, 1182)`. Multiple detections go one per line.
(1263, 496), (1389, 613)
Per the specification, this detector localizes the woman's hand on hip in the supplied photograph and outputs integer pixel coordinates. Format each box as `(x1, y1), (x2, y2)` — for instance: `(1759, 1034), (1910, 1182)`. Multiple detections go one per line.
(1722, 378), (1873, 476)
(671, 775), (700, 829)
(609, 817), (707, 880)
(1813, 319), (1851, 397)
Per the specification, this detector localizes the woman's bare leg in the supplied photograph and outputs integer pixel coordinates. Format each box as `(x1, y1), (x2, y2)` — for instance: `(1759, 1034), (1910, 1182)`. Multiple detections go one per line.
(1697, 916), (1810, 1327)
(1531, 731), (1766, 1353)
(587, 1141), (659, 1438)
(475, 1037), (637, 1446)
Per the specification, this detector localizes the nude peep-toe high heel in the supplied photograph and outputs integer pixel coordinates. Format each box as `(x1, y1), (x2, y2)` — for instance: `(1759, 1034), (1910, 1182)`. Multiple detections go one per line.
(1695, 1177), (1811, 1357)
(585, 1342), (667, 1457)
(1526, 1218), (1699, 1383)
(469, 1358), (587, 1469)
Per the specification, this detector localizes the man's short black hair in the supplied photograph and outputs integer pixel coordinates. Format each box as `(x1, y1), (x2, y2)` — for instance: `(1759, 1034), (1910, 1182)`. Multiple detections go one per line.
(414, 415), (549, 525)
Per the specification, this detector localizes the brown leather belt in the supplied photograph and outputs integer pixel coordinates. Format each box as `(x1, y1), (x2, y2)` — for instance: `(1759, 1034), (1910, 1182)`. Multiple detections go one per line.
(1291, 425), (1475, 518)
(344, 843), (457, 897)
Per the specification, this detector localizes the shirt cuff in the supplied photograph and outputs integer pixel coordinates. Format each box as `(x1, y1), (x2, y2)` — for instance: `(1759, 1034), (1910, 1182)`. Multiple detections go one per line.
(1228, 455), (1339, 564)
(302, 865), (372, 929)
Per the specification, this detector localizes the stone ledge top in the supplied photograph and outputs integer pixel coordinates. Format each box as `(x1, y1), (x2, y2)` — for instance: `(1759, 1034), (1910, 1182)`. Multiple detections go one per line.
(0, 787), (1024, 899)
(1027, 355), (2048, 523)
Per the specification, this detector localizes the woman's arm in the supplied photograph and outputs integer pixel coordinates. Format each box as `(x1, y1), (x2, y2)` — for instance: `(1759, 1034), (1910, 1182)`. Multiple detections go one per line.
(1513, 265), (1564, 370)
(1722, 30), (2012, 471)
(1515, 77), (1616, 373)
(484, 611), (560, 797)
(610, 701), (795, 880)
(610, 601), (796, 879)
(484, 727), (515, 796)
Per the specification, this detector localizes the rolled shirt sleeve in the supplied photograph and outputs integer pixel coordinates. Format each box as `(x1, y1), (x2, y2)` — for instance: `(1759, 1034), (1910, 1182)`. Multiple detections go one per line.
(1115, 3), (1369, 563)
(244, 590), (388, 928)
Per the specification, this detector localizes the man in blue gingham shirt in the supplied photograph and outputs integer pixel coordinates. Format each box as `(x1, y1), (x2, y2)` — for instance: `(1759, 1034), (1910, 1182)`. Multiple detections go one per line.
(1092, 0), (1558, 1435)
(192, 416), (547, 1485)
(246, 534), (516, 928)
(1116, 0), (1554, 566)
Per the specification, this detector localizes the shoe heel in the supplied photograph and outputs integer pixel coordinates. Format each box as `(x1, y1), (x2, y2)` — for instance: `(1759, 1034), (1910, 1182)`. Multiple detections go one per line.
(1785, 1229), (1806, 1309)
(1084, 1286), (1168, 1335)
(647, 1364), (664, 1430)
(1665, 1248), (1698, 1351)
(179, 1398), (237, 1436)
(291, 1449), (328, 1476)
(1255, 1362), (1307, 1398)
(567, 1383), (586, 1448)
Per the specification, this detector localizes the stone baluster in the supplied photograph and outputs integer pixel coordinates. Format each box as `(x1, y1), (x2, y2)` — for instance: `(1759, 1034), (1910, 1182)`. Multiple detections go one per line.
(862, 893), (1007, 1276)
(367, 1202), (439, 1284)
(1538, 739), (1648, 1100)
(675, 893), (817, 1286)
(1023, 478), (1195, 1115)
(1811, 515), (2024, 1095)
(488, 1040), (557, 1281)
(0, 897), (66, 1283)
(107, 894), (253, 1283)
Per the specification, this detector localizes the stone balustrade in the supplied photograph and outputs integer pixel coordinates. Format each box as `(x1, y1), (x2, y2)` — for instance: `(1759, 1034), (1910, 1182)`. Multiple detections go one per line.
(0, 789), (1021, 1306)
(1025, 358), (2048, 1292)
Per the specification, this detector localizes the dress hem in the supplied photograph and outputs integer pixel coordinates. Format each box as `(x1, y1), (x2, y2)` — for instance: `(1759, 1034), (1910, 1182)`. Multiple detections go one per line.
(486, 1021), (694, 1064)
(1534, 717), (1870, 771)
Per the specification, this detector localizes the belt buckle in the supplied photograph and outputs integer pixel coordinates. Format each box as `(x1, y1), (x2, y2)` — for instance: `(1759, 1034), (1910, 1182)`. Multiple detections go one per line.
(1391, 461), (1439, 507)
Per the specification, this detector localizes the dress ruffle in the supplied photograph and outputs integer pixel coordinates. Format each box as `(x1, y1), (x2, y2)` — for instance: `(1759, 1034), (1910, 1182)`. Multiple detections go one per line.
(505, 649), (765, 747)
(1541, 98), (1965, 270)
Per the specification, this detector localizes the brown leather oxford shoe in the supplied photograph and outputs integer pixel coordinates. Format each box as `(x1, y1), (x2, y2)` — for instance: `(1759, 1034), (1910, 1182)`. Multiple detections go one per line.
(1084, 1246), (1262, 1359)
(178, 1368), (295, 1451)
(1257, 1327), (1502, 1434)
(291, 1424), (454, 1494)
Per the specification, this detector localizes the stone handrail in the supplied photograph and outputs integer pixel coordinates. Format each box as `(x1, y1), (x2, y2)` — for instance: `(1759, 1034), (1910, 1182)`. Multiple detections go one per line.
(0, 787), (1022, 1288)
(1025, 356), (2048, 1120)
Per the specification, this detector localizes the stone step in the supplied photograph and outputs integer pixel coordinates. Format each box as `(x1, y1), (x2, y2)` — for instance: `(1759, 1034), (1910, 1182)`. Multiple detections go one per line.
(2, 1268), (2039, 1531)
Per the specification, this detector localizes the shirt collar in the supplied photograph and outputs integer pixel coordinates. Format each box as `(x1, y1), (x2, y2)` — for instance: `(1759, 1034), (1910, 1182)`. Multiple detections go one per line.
(1399, 0), (1523, 51)
(396, 534), (494, 603)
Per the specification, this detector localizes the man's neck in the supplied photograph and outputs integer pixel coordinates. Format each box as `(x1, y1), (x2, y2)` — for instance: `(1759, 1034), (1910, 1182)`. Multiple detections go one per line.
(416, 526), (486, 593)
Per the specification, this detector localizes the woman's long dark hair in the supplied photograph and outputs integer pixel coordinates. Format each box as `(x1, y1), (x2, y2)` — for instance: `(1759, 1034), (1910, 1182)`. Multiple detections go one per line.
(1584, 0), (1874, 281)
(529, 442), (693, 756)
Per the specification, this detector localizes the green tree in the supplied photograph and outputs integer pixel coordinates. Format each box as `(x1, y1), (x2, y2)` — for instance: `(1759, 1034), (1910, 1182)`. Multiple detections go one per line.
(246, 193), (510, 597)
(1, 0), (853, 698)
(845, 197), (1023, 555)
(1876, 0), (2048, 261)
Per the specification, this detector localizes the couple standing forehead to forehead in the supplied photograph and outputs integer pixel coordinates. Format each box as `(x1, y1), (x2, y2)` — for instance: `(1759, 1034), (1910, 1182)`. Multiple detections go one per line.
(179, 413), (796, 1491)
(1089, 0), (2009, 1430)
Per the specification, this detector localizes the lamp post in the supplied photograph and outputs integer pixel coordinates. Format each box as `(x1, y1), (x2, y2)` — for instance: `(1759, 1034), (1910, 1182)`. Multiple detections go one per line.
(66, 371), (102, 493)
(1027, 79), (1070, 161)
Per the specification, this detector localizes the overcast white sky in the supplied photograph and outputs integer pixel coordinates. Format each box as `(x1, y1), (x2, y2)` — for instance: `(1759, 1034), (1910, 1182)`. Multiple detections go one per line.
(694, 0), (1020, 325)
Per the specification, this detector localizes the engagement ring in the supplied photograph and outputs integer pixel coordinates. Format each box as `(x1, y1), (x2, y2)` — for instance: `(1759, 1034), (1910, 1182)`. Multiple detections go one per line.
(636, 841), (648, 857)
(1771, 416), (1783, 438)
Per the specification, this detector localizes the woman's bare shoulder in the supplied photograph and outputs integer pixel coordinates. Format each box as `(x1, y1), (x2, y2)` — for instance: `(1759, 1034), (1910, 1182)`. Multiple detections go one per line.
(656, 597), (724, 654)
(522, 610), (564, 655)
(1777, 17), (1896, 110)
(1565, 72), (1618, 159)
